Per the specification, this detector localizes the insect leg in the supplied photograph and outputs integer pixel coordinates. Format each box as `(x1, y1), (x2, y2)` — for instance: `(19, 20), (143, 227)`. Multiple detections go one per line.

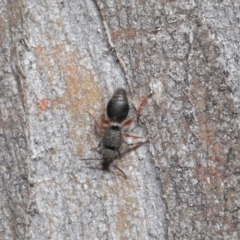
(114, 165), (127, 179)
(88, 111), (107, 131)
(123, 132), (146, 139)
(123, 93), (151, 127)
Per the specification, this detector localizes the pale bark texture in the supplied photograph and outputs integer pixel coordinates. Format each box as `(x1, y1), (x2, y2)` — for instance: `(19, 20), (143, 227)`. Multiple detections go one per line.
(0, 0), (239, 239)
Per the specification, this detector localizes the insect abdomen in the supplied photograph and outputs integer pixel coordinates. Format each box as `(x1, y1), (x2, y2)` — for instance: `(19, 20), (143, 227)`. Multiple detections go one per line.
(107, 88), (129, 123)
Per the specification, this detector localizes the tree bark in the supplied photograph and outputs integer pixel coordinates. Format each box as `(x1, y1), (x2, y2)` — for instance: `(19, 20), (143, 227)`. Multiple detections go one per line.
(1, 0), (239, 239)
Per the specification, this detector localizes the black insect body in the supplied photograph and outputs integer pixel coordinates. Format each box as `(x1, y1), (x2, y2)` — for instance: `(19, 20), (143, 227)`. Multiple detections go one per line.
(106, 88), (129, 123)
(84, 88), (150, 178)
(98, 89), (130, 177)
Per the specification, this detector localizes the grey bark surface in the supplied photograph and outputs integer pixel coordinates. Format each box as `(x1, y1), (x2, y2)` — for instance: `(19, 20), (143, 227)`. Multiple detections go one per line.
(0, 0), (239, 240)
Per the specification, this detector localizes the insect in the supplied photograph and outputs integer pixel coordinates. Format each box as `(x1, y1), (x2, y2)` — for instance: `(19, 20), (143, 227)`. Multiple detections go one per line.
(82, 88), (150, 178)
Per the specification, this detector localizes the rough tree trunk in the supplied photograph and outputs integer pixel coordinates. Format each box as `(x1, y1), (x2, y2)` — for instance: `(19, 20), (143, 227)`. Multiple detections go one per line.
(0, 0), (239, 239)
